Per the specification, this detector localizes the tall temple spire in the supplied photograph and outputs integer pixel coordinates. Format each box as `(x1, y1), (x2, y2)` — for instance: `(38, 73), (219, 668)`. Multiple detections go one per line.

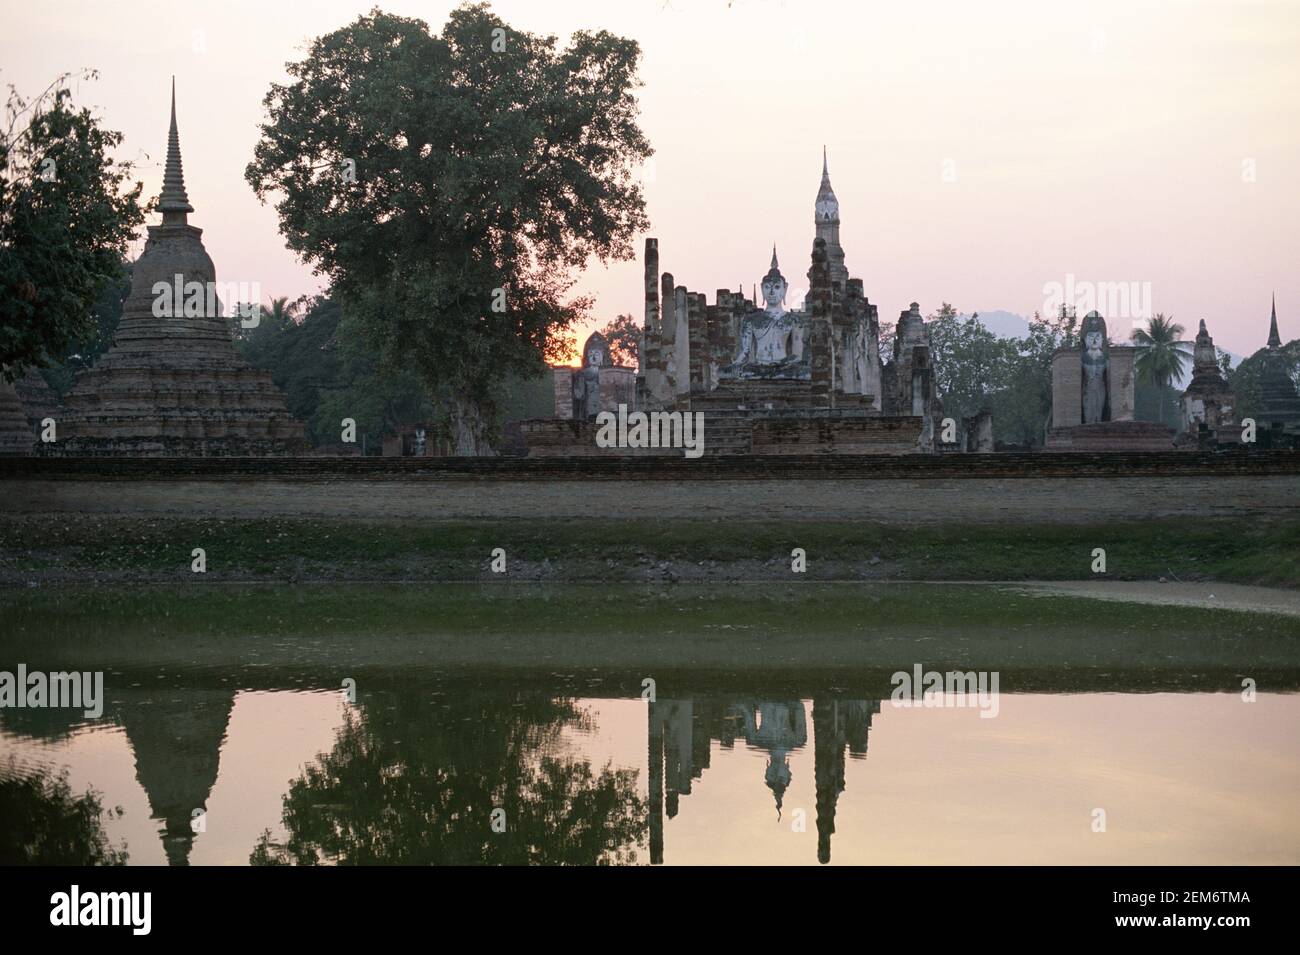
(158, 77), (194, 222)
(813, 147), (847, 287)
(1268, 293), (1281, 348)
(815, 146), (838, 223)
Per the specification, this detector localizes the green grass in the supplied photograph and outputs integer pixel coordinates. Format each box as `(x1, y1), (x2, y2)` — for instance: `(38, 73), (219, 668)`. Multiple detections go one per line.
(1, 515), (1297, 587)
(1, 582), (1295, 697)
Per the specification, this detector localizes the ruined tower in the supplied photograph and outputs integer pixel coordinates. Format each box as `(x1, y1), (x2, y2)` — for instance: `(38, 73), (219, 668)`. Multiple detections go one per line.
(56, 81), (305, 456)
(814, 147), (848, 290)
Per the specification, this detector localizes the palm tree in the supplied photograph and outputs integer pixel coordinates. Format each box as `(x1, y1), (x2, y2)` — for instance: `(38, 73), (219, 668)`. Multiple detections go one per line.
(1131, 314), (1191, 424)
(265, 296), (297, 330)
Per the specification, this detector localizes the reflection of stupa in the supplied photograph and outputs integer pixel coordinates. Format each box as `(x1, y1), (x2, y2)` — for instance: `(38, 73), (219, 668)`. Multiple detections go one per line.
(114, 688), (235, 865)
(647, 697), (880, 864)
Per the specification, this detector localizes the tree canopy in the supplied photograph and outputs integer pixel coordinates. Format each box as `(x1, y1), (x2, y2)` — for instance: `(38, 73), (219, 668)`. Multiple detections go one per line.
(596, 312), (640, 366)
(0, 72), (143, 379)
(233, 294), (435, 450)
(245, 4), (652, 453)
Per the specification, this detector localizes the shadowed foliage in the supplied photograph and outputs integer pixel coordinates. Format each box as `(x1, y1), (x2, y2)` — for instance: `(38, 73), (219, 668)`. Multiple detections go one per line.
(0, 72), (143, 378)
(0, 762), (127, 865)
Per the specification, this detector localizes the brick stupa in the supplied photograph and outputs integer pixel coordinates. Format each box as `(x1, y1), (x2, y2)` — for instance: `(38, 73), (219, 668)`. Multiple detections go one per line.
(58, 83), (305, 456)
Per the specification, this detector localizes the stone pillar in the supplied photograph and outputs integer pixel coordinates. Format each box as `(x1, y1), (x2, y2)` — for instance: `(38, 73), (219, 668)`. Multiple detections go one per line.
(706, 294), (730, 394)
(552, 367), (575, 418)
(1107, 346), (1136, 422)
(1050, 348), (1082, 428)
(641, 239), (662, 405)
(673, 286), (690, 406)
(807, 239), (833, 408)
(973, 408), (994, 452)
(657, 272), (677, 408)
(687, 292), (708, 396)
(864, 301), (882, 411)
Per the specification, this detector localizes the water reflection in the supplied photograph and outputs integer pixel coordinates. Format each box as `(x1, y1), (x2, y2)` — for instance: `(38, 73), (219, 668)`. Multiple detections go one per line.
(3, 580), (1299, 865)
(251, 690), (645, 865)
(4, 679), (1298, 865)
(649, 698), (879, 864)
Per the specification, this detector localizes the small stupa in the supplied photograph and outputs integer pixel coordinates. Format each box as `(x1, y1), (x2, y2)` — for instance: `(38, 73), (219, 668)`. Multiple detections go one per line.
(1176, 319), (1237, 446)
(57, 81), (305, 455)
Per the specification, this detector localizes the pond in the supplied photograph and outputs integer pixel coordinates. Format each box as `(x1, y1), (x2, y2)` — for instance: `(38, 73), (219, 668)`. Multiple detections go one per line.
(2, 583), (1297, 865)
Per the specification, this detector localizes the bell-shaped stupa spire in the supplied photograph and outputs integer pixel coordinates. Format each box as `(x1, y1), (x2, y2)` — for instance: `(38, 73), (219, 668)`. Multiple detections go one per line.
(158, 78), (194, 222)
(1268, 294), (1282, 348)
(815, 145), (839, 222)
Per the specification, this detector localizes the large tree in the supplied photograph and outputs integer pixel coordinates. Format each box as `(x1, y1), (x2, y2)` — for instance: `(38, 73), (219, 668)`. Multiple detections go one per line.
(0, 72), (143, 379)
(245, 4), (652, 453)
(925, 305), (1019, 423)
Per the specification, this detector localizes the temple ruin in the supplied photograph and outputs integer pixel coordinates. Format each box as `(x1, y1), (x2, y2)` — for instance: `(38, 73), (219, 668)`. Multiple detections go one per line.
(527, 151), (948, 455)
(1046, 310), (1174, 451)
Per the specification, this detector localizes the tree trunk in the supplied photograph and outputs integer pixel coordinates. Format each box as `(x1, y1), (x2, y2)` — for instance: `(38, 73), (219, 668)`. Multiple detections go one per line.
(447, 397), (495, 456)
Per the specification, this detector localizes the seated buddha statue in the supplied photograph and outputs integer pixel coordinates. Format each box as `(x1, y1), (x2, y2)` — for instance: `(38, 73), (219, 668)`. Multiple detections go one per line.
(720, 247), (809, 379)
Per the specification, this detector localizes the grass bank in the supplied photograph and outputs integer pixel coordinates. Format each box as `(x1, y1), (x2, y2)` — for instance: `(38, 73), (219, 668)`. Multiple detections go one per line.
(1, 515), (1296, 587)
(2, 582), (1297, 696)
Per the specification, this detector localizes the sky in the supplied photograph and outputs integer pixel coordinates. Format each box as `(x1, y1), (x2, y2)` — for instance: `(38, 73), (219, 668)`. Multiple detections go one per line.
(3, 0), (1297, 359)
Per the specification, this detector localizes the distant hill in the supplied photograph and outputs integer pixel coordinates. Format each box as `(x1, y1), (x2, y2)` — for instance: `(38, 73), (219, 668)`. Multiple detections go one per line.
(959, 310), (1030, 340)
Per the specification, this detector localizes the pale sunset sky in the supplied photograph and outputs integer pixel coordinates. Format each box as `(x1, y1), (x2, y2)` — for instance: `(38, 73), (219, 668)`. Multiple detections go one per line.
(3, 0), (1297, 358)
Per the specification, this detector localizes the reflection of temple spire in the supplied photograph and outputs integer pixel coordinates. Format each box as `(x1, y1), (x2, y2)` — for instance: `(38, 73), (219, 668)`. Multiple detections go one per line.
(116, 688), (234, 865)
(812, 699), (880, 864)
(647, 700), (664, 865)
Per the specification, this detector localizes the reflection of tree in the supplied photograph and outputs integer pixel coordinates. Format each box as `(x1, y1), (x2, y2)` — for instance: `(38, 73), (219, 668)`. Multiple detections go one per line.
(252, 691), (645, 865)
(0, 761), (127, 865)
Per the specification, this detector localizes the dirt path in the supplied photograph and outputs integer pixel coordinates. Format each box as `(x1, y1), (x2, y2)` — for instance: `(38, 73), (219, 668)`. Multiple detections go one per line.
(1008, 580), (1300, 618)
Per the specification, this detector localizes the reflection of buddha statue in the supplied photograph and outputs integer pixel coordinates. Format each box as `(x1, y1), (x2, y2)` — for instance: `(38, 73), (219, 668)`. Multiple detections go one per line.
(1080, 311), (1110, 424)
(729, 700), (808, 820)
(765, 754), (792, 820)
(721, 248), (808, 379)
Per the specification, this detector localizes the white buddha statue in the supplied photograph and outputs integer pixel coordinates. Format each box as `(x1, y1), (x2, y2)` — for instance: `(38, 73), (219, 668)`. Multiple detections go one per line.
(721, 247), (809, 378)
